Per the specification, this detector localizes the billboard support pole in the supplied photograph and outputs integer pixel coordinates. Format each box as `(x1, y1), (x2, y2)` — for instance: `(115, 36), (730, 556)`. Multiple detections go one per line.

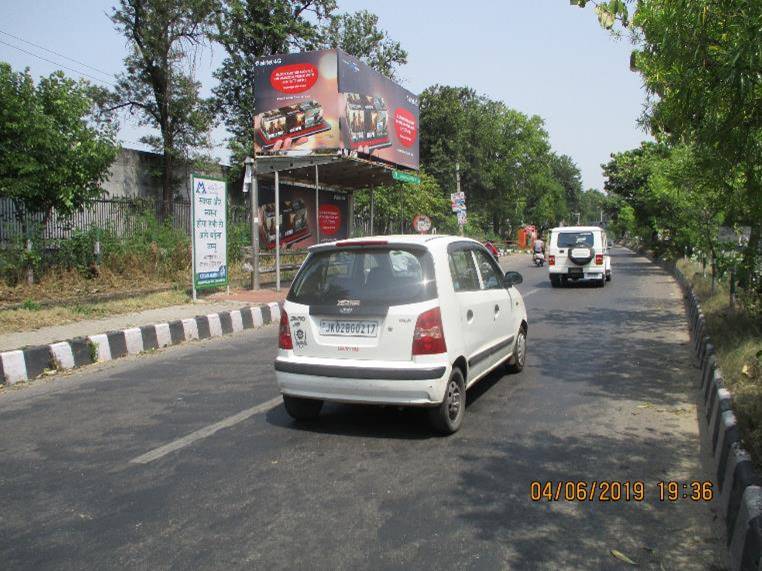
(370, 188), (374, 235)
(246, 157), (260, 290)
(252, 173), (260, 291)
(348, 191), (355, 237)
(275, 170), (281, 292)
(315, 165), (320, 244)
(190, 173), (197, 302)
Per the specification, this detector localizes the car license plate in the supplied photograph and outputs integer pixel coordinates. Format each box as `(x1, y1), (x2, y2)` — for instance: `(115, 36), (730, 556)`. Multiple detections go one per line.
(569, 267), (583, 275)
(319, 319), (379, 337)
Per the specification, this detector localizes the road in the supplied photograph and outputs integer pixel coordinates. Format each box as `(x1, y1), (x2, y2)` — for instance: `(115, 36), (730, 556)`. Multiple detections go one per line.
(0, 248), (727, 570)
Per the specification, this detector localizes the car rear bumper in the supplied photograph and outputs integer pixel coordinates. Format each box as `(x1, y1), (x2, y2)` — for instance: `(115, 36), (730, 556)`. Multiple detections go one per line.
(274, 358), (450, 405)
(549, 267), (605, 279)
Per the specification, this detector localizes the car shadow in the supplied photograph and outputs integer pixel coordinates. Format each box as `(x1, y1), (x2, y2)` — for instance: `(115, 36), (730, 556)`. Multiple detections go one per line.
(265, 367), (511, 440)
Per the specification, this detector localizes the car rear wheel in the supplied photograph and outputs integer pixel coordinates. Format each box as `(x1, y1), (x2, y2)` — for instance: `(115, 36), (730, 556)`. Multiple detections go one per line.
(550, 275), (561, 288)
(506, 327), (527, 373)
(283, 394), (323, 420)
(429, 368), (465, 435)
(606, 270), (612, 282)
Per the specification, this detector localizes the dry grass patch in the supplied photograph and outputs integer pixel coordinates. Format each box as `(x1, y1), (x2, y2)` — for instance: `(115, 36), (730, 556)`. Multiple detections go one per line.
(0, 289), (190, 334)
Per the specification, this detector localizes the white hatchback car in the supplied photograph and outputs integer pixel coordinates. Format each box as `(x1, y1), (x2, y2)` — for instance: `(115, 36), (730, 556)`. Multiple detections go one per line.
(547, 226), (612, 287)
(274, 235), (528, 434)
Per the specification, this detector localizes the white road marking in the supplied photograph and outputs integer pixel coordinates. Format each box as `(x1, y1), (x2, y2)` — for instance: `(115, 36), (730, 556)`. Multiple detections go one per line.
(522, 288), (539, 297)
(129, 396), (282, 465)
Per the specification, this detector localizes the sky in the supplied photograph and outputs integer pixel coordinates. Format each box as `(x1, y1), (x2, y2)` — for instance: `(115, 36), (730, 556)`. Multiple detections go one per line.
(0, 0), (649, 191)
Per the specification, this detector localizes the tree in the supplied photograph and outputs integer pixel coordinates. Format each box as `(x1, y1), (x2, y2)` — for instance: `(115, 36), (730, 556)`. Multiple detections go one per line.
(323, 10), (408, 81)
(419, 85), (578, 237)
(111, 0), (216, 219)
(353, 173), (452, 236)
(213, 0), (335, 167)
(572, 0), (762, 283)
(0, 63), (118, 224)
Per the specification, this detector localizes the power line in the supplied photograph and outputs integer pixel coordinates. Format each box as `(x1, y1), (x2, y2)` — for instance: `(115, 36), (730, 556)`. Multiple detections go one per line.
(0, 28), (115, 79)
(0, 38), (118, 87)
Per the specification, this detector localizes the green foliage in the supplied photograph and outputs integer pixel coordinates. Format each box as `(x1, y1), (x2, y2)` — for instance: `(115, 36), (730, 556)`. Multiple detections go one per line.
(21, 299), (41, 311)
(111, 0), (216, 215)
(577, 0), (762, 284)
(419, 85), (587, 237)
(227, 220), (251, 263)
(353, 172), (453, 236)
(0, 63), (118, 220)
(323, 10), (408, 81)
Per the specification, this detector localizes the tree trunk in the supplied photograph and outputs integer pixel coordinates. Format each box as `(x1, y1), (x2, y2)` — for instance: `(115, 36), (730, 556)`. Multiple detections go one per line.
(161, 150), (173, 222)
(740, 169), (761, 289)
(742, 222), (760, 289)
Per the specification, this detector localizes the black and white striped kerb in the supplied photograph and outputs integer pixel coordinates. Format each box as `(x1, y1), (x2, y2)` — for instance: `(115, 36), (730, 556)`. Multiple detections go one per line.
(676, 261), (762, 571)
(0, 302), (281, 386)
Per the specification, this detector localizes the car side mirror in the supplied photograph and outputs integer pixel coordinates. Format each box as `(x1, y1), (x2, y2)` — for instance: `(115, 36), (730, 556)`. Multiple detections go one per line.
(607, 240), (613, 248)
(503, 271), (523, 287)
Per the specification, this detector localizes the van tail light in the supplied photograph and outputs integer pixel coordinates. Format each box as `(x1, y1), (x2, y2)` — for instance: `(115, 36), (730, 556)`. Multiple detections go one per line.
(279, 310), (293, 349)
(412, 307), (447, 355)
(595, 254), (604, 265)
(549, 255), (555, 266)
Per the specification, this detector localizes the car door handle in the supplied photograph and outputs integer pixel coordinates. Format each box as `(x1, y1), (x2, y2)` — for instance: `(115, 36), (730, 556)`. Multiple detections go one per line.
(494, 304), (500, 316)
(466, 309), (474, 322)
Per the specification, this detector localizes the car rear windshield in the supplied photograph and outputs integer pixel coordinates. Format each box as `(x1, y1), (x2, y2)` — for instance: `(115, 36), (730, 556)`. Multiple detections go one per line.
(288, 247), (437, 306)
(557, 231), (595, 248)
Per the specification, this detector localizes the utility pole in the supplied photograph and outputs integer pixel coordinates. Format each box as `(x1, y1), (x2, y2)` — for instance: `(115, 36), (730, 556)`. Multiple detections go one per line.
(456, 162), (463, 236)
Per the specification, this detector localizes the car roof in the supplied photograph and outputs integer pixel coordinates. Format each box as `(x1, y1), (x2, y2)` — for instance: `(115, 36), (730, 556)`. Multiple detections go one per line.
(549, 226), (604, 233)
(309, 234), (478, 251)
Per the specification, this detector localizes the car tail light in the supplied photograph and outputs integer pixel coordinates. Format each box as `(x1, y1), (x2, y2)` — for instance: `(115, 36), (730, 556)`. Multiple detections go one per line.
(279, 310), (293, 350)
(412, 307), (447, 355)
(595, 254), (603, 265)
(549, 255), (555, 266)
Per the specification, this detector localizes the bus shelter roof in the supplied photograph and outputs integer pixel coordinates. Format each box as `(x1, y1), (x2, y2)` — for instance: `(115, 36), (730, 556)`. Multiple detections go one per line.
(255, 153), (413, 192)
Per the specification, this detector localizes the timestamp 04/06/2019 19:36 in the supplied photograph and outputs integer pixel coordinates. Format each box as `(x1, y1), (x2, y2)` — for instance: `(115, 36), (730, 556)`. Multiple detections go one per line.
(529, 480), (715, 503)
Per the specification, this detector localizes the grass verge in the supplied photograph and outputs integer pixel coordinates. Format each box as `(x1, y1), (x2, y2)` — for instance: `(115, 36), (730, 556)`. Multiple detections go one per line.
(0, 289), (190, 334)
(677, 259), (762, 471)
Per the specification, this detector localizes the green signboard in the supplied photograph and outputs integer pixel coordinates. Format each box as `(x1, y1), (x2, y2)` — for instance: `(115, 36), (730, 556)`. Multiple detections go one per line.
(392, 170), (420, 184)
(191, 174), (228, 291)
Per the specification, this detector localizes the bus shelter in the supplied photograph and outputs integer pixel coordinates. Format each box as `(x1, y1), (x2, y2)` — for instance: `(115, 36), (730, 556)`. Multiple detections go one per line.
(247, 48), (420, 290)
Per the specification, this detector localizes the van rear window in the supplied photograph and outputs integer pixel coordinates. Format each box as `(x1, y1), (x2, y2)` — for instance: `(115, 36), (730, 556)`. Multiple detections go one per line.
(288, 247), (437, 305)
(557, 232), (594, 248)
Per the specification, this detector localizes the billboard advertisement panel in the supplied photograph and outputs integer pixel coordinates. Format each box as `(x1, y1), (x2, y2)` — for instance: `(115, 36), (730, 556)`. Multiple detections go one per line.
(256, 183), (349, 250)
(253, 50), (341, 153)
(337, 51), (419, 170)
(253, 49), (419, 171)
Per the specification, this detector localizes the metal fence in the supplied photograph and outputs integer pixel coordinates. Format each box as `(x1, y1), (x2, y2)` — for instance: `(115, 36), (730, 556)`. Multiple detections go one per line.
(0, 197), (251, 246)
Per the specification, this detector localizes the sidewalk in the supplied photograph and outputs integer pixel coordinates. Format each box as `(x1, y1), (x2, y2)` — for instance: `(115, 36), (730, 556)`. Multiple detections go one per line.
(0, 287), (287, 352)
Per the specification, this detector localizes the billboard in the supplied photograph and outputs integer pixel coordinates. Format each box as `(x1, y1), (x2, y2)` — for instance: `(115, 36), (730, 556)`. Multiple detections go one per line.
(253, 49), (419, 170)
(256, 182), (349, 250)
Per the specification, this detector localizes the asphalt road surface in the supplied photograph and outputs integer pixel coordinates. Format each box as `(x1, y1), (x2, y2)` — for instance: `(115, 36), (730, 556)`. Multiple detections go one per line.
(0, 247), (727, 570)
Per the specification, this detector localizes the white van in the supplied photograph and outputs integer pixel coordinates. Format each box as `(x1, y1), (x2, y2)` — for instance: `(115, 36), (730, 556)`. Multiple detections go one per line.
(547, 226), (611, 287)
